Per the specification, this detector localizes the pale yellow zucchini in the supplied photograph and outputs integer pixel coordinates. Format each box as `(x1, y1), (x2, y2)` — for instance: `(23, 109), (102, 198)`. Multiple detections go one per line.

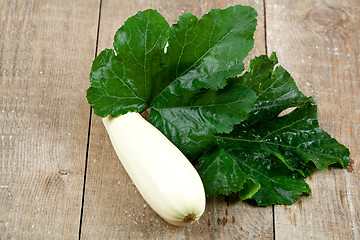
(102, 112), (206, 226)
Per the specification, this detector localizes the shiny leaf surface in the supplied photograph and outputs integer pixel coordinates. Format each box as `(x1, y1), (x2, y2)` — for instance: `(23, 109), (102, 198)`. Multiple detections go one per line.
(87, 10), (169, 117)
(197, 55), (349, 205)
(87, 6), (257, 119)
(238, 54), (350, 175)
(149, 80), (257, 159)
(214, 101), (350, 205)
(197, 147), (260, 199)
(152, 6), (257, 104)
(215, 137), (312, 206)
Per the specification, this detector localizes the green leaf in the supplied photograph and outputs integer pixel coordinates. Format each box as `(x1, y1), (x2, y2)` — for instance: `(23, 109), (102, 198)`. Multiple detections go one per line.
(236, 54), (350, 175)
(215, 137), (312, 206)
(149, 80), (257, 159)
(113, 10), (170, 103)
(199, 55), (350, 205)
(213, 101), (349, 205)
(152, 6), (257, 105)
(236, 102), (350, 174)
(239, 52), (310, 124)
(198, 147), (260, 199)
(87, 6), (257, 119)
(87, 9), (170, 117)
(86, 49), (147, 117)
(197, 54), (349, 205)
(197, 133), (312, 205)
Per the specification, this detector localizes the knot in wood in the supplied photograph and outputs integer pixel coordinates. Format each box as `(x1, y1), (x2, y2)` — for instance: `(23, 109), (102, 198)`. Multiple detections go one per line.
(58, 170), (68, 175)
(309, 6), (337, 27)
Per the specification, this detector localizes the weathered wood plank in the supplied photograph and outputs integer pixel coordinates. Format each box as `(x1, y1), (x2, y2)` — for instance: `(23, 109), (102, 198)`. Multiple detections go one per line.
(265, 0), (360, 239)
(81, 0), (273, 239)
(0, 0), (100, 238)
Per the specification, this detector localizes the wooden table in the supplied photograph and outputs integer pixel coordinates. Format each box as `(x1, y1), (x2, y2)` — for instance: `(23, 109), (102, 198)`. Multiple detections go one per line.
(1, 0), (359, 239)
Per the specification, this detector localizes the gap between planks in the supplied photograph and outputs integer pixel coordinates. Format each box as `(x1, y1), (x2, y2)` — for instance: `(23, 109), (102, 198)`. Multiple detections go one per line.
(263, 1), (276, 240)
(78, 0), (103, 239)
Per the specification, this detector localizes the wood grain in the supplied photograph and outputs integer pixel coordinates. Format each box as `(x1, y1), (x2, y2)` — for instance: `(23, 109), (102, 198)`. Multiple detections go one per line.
(2, 0), (358, 239)
(0, 0), (99, 238)
(80, 0), (273, 239)
(265, 0), (360, 239)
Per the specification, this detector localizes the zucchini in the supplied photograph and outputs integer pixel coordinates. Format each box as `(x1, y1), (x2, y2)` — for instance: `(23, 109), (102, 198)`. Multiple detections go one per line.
(102, 112), (206, 226)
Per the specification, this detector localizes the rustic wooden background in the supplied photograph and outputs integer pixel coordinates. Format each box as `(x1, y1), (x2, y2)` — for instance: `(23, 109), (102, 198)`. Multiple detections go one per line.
(0, 0), (359, 239)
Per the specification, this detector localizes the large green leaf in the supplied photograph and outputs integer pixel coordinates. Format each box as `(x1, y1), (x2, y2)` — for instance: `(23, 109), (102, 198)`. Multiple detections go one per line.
(213, 101), (349, 205)
(197, 55), (349, 205)
(149, 80), (257, 159)
(152, 6), (257, 105)
(215, 136), (312, 206)
(198, 145), (312, 206)
(238, 54), (350, 175)
(87, 6), (257, 118)
(239, 53), (310, 124)
(86, 49), (146, 117)
(87, 10), (169, 117)
(197, 147), (260, 200)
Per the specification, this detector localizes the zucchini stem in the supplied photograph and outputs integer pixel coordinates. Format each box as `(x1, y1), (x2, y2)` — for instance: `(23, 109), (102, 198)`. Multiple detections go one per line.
(183, 213), (196, 223)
